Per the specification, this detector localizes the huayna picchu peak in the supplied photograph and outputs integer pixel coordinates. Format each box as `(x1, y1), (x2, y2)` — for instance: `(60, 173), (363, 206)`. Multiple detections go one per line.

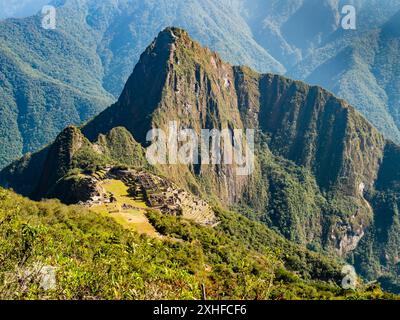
(1, 27), (400, 297)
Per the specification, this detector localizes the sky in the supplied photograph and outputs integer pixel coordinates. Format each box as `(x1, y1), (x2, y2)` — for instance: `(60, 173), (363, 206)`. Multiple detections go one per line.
(0, 0), (51, 19)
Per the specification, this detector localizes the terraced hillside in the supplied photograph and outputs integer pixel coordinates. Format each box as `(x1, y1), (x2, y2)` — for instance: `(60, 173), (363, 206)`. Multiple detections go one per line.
(82, 167), (217, 236)
(89, 178), (161, 238)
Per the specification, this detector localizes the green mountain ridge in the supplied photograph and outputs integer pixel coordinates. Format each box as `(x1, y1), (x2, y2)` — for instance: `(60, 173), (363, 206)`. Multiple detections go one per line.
(2, 27), (400, 293)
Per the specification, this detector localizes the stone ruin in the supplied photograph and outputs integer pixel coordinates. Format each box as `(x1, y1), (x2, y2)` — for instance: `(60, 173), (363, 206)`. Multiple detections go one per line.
(78, 167), (217, 226)
(108, 168), (217, 225)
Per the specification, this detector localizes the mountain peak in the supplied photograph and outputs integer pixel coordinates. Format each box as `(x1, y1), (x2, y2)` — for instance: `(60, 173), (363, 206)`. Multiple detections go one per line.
(82, 26), (223, 143)
(147, 27), (196, 56)
(150, 27), (182, 49)
(150, 26), (218, 64)
(159, 26), (189, 39)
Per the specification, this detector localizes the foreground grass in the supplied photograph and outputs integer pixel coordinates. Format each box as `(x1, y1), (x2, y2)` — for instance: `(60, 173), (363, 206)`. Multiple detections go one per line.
(0, 188), (397, 300)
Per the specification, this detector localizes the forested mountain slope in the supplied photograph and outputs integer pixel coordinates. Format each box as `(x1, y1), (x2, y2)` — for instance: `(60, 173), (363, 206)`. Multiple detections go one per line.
(2, 28), (399, 293)
(0, 0), (284, 168)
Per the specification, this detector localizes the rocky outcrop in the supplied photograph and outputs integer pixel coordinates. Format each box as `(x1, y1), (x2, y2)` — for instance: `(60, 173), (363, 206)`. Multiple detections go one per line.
(51, 175), (101, 205)
(32, 126), (86, 200)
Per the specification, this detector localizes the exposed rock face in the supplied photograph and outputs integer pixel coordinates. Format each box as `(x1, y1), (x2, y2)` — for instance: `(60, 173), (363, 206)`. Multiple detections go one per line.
(330, 219), (366, 256)
(82, 28), (388, 203)
(339, 229), (365, 256)
(83, 28), (250, 204)
(51, 175), (102, 205)
(80, 29), (393, 258)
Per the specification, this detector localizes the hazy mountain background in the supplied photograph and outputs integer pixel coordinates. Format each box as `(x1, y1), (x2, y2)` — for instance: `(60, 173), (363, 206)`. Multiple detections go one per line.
(1, 0), (400, 170)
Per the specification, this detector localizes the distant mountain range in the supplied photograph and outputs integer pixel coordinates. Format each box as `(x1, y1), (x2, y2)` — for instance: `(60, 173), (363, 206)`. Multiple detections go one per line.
(244, 0), (400, 141)
(2, 27), (399, 293)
